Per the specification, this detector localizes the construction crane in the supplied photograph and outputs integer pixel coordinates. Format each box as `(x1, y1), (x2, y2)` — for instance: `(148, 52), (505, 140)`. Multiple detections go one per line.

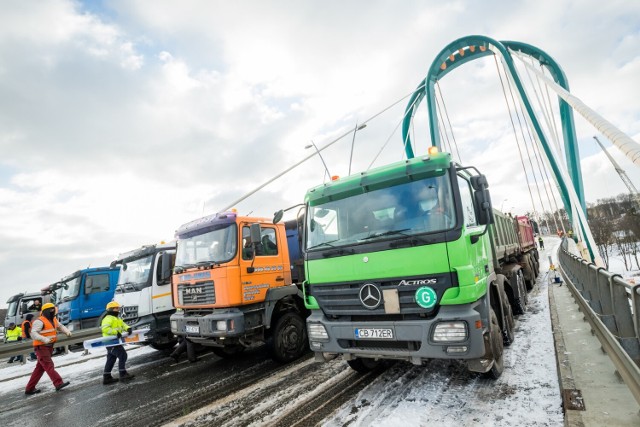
(594, 136), (639, 196)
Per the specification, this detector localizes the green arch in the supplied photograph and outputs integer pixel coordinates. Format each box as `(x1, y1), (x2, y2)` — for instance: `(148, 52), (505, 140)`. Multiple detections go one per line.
(401, 35), (591, 258)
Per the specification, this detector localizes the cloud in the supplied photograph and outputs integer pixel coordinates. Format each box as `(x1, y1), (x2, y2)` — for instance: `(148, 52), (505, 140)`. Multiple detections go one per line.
(0, 0), (638, 304)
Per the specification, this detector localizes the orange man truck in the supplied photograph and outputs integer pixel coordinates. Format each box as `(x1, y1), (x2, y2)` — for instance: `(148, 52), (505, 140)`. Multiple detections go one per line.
(169, 211), (308, 362)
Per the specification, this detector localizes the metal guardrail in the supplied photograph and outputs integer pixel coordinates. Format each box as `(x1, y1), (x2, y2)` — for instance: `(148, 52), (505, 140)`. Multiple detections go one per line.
(0, 327), (102, 360)
(558, 238), (640, 405)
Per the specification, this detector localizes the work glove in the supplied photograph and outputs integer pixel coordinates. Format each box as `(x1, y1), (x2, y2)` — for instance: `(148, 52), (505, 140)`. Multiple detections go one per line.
(44, 337), (52, 344)
(116, 332), (122, 339)
(66, 332), (72, 337)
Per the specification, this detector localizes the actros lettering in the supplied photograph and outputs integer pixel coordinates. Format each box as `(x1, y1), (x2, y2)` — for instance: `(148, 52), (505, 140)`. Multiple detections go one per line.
(398, 278), (437, 286)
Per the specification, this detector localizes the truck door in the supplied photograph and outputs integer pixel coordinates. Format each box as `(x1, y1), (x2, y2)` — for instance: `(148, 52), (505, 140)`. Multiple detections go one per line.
(239, 224), (285, 304)
(82, 272), (114, 325)
(152, 251), (175, 313)
(457, 175), (490, 282)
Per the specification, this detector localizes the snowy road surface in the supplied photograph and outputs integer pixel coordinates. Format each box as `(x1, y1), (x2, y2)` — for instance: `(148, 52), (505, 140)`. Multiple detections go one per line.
(0, 239), (563, 427)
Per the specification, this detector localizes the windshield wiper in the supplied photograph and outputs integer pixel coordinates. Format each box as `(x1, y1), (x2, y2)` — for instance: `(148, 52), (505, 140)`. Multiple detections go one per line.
(360, 228), (412, 241)
(308, 239), (340, 250)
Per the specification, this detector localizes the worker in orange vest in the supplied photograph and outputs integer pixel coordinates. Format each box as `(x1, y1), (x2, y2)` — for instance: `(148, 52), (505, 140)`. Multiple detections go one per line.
(21, 314), (37, 362)
(24, 303), (72, 395)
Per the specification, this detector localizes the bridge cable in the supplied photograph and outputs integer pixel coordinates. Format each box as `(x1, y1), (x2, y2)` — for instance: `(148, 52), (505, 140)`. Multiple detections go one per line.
(220, 87), (421, 212)
(520, 59), (566, 232)
(433, 83), (453, 156)
(519, 57), (566, 232)
(436, 81), (463, 163)
(492, 54), (544, 229)
(498, 56), (555, 233)
(368, 83), (426, 170)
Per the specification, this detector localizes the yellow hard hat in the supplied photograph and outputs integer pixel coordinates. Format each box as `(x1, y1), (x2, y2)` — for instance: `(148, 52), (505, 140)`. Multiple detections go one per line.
(106, 301), (121, 310)
(41, 303), (55, 311)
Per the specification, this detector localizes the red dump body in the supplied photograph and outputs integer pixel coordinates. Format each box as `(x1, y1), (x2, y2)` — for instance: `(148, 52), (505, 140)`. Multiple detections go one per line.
(516, 216), (536, 252)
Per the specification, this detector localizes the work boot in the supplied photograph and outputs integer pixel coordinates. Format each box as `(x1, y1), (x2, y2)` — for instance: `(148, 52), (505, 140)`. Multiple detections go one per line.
(25, 389), (41, 395)
(103, 375), (119, 385)
(55, 381), (70, 391)
(119, 372), (135, 381)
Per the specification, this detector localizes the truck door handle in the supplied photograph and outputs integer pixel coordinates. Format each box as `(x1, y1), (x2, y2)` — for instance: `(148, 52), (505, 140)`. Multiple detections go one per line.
(276, 276), (285, 282)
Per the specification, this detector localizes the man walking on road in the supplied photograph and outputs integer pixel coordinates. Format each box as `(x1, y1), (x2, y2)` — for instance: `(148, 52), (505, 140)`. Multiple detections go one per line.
(101, 301), (135, 385)
(25, 303), (72, 395)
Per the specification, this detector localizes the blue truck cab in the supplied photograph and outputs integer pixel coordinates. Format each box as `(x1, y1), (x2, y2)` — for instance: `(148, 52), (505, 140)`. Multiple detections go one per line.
(53, 267), (120, 331)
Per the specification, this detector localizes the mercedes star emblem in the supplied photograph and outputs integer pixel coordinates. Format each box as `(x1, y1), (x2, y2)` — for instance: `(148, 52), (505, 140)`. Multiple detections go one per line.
(359, 283), (382, 310)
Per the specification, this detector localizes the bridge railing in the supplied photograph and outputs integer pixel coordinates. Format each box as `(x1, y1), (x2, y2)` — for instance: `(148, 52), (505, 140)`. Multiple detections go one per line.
(558, 238), (640, 404)
(0, 327), (102, 361)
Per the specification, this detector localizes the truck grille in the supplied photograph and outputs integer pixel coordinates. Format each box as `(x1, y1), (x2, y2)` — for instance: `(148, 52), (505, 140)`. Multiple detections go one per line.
(309, 273), (455, 317)
(57, 310), (70, 324)
(121, 305), (139, 322)
(338, 339), (422, 352)
(178, 280), (215, 305)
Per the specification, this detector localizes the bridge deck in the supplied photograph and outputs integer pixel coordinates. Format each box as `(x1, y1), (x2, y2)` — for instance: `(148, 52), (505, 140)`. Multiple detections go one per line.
(551, 238), (638, 426)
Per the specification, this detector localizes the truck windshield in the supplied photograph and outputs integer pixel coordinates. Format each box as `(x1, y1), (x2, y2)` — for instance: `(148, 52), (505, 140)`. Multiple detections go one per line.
(59, 277), (81, 302)
(119, 255), (153, 288)
(306, 174), (455, 250)
(7, 301), (18, 317)
(176, 223), (238, 267)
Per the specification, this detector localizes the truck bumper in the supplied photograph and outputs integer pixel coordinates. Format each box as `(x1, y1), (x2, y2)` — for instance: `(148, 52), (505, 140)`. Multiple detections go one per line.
(131, 313), (176, 345)
(307, 300), (488, 365)
(170, 309), (249, 341)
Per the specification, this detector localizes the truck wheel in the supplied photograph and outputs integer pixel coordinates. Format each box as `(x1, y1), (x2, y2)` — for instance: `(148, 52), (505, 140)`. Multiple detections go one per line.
(501, 296), (515, 346)
(269, 312), (308, 363)
(151, 338), (178, 351)
(212, 345), (245, 358)
(486, 308), (504, 379)
(513, 270), (527, 315)
(347, 358), (380, 373)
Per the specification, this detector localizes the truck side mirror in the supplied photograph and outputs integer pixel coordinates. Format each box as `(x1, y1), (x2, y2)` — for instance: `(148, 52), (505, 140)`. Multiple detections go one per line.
(250, 223), (262, 244)
(158, 253), (173, 284)
(471, 174), (494, 226)
(273, 209), (284, 224)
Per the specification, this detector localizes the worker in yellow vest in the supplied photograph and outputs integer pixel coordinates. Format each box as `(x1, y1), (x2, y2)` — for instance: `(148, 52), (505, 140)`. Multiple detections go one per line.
(24, 303), (72, 395)
(101, 301), (135, 385)
(5, 322), (23, 363)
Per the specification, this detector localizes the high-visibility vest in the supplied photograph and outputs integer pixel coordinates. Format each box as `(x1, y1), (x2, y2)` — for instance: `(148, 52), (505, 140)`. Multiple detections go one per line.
(33, 317), (59, 347)
(21, 319), (32, 339)
(5, 327), (21, 342)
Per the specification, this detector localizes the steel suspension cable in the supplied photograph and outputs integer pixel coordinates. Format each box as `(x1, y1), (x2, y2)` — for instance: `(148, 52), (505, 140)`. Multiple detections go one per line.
(220, 87), (420, 212)
(520, 56), (564, 157)
(492, 55), (541, 225)
(368, 83), (426, 170)
(436, 81), (463, 163)
(517, 85), (563, 233)
(434, 84), (453, 155)
(515, 57), (563, 232)
(499, 57), (553, 233)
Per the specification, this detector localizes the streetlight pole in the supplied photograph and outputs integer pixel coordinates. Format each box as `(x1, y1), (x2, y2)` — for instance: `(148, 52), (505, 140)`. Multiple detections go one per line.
(305, 141), (331, 180)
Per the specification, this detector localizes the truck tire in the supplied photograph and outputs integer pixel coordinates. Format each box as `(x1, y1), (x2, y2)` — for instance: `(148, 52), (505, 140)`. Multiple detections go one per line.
(501, 296), (515, 347)
(486, 308), (504, 379)
(212, 345), (245, 358)
(513, 270), (527, 315)
(269, 311), (308, 363)
(347, 358), (380, 373)
(151, 339), (178, 351)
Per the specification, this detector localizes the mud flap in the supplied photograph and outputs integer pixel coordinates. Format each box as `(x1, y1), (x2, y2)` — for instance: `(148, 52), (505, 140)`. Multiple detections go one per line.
(467, 331), (494, 373)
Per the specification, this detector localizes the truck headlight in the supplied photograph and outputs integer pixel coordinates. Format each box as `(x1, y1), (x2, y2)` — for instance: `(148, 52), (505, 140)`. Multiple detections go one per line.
(308, 323), (329, 341)
(216, 320), (227, 331)
(432, 322), (468, 342)
(170, 320), (177, 332)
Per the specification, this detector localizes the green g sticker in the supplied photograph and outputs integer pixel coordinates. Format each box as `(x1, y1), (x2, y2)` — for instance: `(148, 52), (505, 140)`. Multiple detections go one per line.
(415, 286), (437, 309)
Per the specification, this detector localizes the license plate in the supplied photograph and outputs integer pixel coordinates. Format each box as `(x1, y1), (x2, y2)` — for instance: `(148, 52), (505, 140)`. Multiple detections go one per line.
(124, 335), (140, 343)
(354, 328), (394, 339)
(185, 325), (200, 334)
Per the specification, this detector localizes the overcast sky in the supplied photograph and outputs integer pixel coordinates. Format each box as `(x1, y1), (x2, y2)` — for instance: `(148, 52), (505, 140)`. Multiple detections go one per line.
(1, 0), (639, 306)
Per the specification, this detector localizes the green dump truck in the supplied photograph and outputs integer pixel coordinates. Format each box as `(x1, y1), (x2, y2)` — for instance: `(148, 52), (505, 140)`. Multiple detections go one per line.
(302, 150), (538, 378)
